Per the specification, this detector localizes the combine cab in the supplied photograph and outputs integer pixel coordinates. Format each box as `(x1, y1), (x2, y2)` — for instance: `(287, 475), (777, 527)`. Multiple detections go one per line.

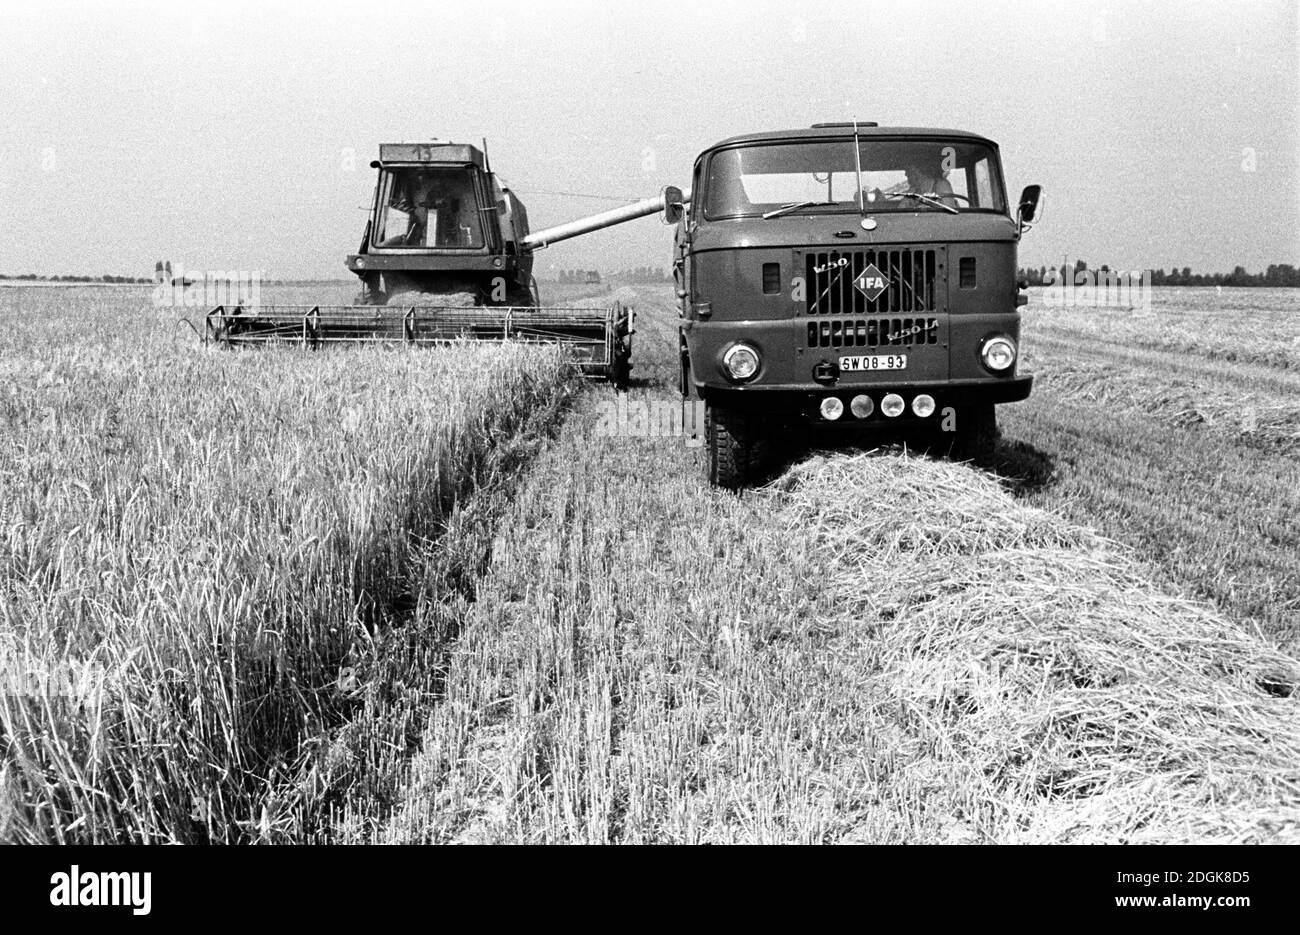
(204, 139), (685, 390)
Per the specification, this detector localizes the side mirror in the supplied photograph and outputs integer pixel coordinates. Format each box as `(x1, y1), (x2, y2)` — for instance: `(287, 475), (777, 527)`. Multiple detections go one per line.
(661, 185), (685, 225)
(1018, 185), (1043, 225)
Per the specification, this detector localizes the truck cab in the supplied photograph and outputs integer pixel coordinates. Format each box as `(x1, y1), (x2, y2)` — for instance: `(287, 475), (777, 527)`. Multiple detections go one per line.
(673, 124), (1042, 487)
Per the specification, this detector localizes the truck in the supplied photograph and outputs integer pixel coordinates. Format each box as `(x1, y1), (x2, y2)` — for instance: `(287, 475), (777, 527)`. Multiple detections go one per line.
(670, 123), (1043, 488)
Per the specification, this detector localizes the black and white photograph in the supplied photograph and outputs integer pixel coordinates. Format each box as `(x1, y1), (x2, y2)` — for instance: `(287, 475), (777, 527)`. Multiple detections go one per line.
(0, 0), (1296, 912)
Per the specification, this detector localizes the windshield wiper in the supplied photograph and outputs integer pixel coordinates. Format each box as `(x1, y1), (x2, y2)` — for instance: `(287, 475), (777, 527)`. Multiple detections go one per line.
(761, 200), (837, 220)
(890, 191), (959, 215)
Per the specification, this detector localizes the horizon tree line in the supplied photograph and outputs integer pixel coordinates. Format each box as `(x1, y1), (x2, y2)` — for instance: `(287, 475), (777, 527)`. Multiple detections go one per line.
(1017, 260), (1300, 288)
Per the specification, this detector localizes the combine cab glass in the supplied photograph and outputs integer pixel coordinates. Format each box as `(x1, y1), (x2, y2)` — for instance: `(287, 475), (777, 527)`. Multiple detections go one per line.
(372, 166), (487, 250)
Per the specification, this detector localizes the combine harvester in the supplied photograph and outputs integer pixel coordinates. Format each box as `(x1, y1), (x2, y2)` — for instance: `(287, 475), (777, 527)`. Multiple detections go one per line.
(204, 140), (686, 389)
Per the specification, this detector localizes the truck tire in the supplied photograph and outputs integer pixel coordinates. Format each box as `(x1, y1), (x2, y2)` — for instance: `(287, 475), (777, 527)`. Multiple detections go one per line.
(706, 403), (764, 490)
(950, 402), (999, 468)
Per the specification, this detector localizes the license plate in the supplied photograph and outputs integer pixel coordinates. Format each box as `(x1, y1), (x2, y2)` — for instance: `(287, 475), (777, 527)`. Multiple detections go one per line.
(839, 354), (908, 372)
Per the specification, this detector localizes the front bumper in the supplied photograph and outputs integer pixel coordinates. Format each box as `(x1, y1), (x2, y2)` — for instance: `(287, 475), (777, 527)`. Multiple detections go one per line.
(345, 253), (518, 273)
(698, 374), (1033, 422)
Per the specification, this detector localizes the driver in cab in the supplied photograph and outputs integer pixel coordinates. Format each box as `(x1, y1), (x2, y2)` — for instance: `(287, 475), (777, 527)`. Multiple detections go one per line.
(863, 154), (959, 210)
(379, 173), (469, 246)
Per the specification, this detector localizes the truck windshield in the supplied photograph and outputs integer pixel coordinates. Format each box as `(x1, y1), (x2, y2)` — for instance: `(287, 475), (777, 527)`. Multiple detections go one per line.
(373, 166), (485, 248)
(704, 139), (1006, 219)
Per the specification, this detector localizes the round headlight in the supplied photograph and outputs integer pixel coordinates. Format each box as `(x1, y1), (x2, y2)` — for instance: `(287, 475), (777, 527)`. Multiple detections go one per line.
(881, 393), (905, 418)
(912, 394), (936, 418)
(723, 344), (760, 381)
(819, 397), (844, 421)
(981, 336), (1017, 372)
(850, 394), (874, 419)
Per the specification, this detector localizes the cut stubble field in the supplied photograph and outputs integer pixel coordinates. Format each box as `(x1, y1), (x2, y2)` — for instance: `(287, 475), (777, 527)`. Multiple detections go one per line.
(1006, 287), (1300, 653)
(0, 282), (1296, 843)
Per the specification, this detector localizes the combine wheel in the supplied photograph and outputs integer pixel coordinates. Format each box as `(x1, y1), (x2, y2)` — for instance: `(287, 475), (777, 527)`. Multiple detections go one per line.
(611, 348), (631, 391)
(354, 277), (385, 306)
(610, 305), (633, 391)
(506, 284), (536, 309)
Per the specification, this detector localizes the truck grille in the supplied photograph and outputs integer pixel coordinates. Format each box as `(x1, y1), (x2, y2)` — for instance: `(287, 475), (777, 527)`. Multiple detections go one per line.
(806, 317), (940, 349)
(805, 248), (938, 315)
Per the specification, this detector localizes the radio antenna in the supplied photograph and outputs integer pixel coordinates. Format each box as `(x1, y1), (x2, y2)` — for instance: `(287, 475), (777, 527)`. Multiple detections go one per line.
(853, 118), (865, 214)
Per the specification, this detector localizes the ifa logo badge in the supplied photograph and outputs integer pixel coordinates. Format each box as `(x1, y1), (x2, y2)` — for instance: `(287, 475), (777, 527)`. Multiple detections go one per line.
(854, 263), (889, 301)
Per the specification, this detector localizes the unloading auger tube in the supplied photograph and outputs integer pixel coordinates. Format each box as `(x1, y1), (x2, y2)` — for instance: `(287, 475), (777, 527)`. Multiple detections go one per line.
(522, 187), (691, 249)
(203, 167), (690, 392)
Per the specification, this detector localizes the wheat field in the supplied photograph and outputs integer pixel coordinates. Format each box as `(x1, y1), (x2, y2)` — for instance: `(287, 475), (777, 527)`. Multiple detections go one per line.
(0, 282), (1296, 843)
(0, 285), (577, 842)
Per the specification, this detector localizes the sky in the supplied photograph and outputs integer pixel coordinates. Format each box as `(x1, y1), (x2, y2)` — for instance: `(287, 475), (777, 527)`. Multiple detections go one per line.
(0, 0), (1296, 280)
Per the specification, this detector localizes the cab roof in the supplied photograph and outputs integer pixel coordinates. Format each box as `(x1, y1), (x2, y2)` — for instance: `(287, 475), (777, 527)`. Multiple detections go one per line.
(702, 125), (998, 153)
(376, 142), (486, 167)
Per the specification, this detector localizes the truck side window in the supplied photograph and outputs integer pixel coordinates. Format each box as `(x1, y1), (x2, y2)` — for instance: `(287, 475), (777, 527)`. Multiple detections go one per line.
(691, 163), (703, 223)
(947, 168), (971, 206)
(974, 159), (994, 209)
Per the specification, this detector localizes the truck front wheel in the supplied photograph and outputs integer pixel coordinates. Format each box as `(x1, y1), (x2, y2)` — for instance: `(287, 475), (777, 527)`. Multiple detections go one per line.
(706, 403), (765, 490)
(950, 402), (999, 468)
